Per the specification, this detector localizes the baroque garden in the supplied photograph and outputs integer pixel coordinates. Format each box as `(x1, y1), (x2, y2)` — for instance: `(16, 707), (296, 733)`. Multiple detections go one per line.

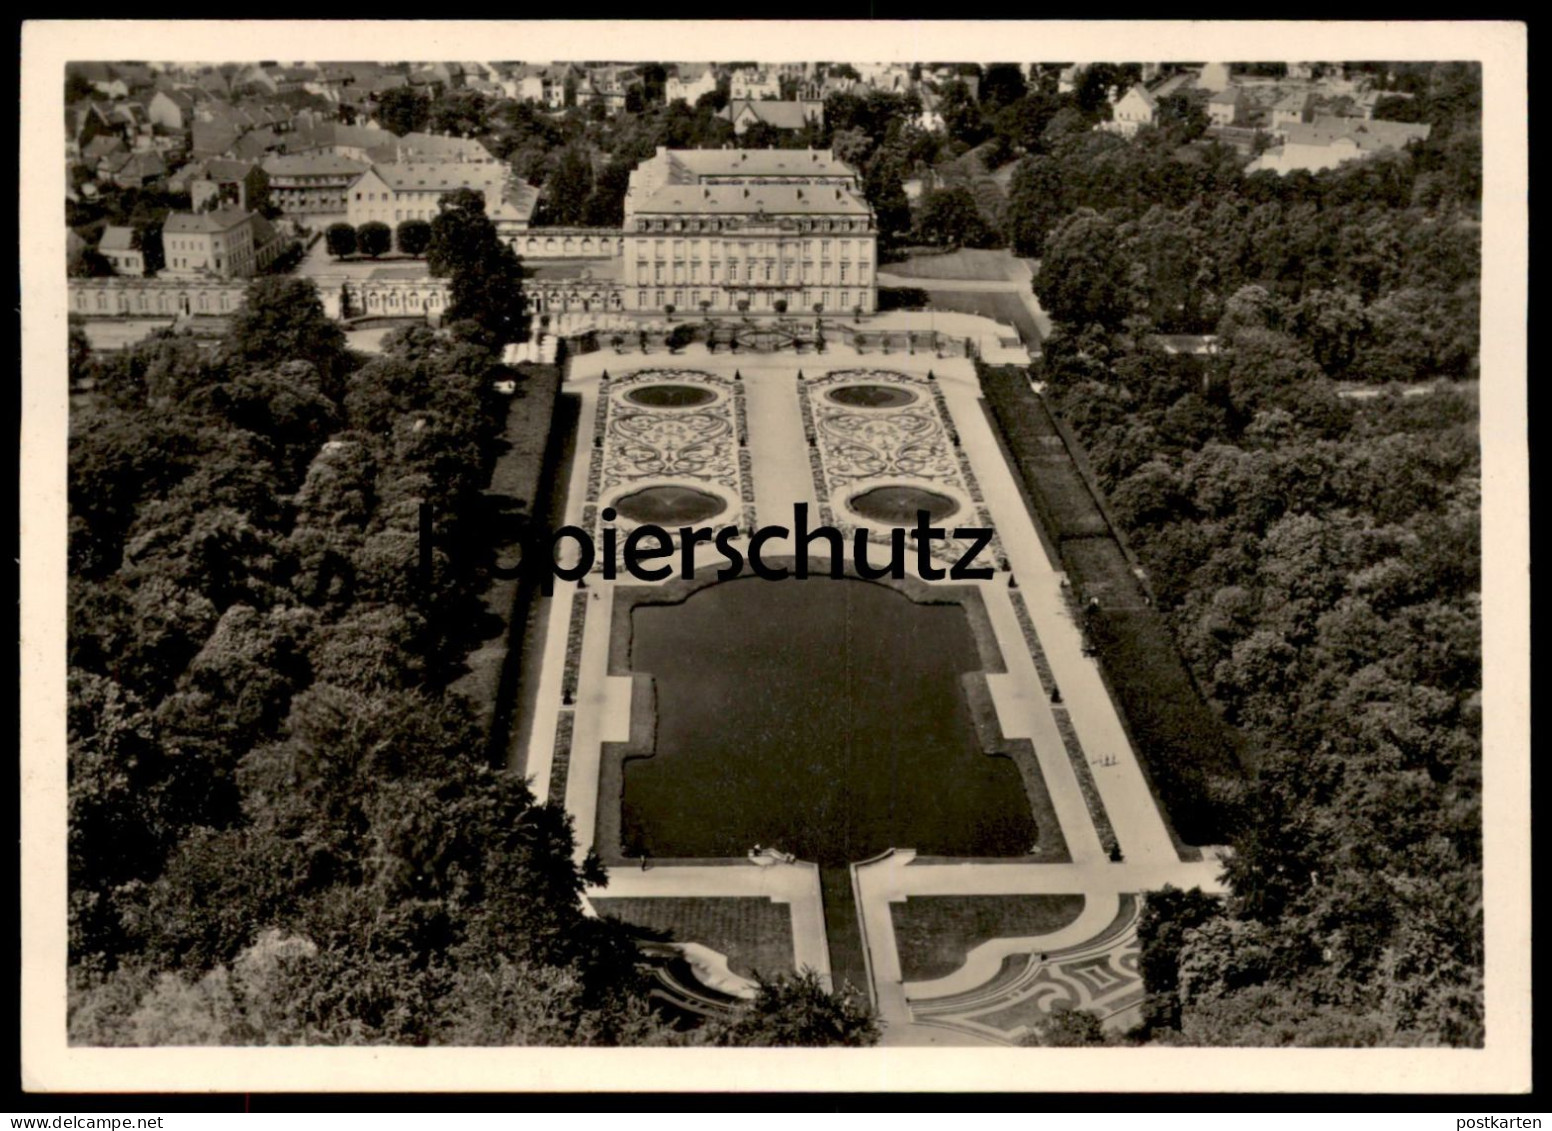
(522, 344), (1226, 1045)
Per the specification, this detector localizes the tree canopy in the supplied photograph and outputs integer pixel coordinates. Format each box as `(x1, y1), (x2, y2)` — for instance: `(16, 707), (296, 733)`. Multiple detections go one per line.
(426, 189), (528, 348)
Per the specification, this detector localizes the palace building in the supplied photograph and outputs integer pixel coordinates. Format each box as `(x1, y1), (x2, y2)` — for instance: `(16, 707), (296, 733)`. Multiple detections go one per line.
(620, 148), (877, 316)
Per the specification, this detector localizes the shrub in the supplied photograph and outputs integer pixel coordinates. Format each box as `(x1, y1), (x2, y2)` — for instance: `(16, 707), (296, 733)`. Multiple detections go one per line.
(666, 324), (695, 354)
(356, 222), (392, 259)
(325, 222), (356, 259)
(395, 219), (431, 257)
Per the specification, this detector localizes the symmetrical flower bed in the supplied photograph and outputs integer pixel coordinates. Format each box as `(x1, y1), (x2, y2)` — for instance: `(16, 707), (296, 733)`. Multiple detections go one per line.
(807, 368), (999, 570)
(592, 370), (745, 540)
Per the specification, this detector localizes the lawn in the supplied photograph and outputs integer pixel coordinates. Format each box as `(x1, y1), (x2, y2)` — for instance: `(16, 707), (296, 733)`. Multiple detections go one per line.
(590, 896), (795, 981)
(885, 248), (1031, 283)
(891, 895), (1087, 982)
(367, 265), (430, 281)
(916, 290), (1043, 350)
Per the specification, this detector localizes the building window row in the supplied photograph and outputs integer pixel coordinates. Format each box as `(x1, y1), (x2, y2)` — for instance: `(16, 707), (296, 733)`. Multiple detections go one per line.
(636, 216), (871, 234)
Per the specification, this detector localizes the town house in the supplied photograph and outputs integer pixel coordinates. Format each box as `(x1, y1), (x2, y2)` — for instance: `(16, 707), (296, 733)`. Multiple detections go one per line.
(162, 208), (258, 279)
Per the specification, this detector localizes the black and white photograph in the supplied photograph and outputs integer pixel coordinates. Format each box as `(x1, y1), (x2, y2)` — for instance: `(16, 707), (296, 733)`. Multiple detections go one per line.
(19, 19), (1529, 1096)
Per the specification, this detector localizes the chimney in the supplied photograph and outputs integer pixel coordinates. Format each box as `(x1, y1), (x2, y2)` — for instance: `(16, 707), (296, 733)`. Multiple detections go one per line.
(744, 187), (750, 198)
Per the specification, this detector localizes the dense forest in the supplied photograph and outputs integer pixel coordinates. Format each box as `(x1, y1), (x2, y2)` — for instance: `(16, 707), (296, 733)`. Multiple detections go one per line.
(65, 199), (877, 1047)
(1026, 62), (1484, 1046)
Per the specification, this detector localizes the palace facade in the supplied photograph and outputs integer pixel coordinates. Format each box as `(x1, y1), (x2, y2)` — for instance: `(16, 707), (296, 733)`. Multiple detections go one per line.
(620, 148), (877, 316)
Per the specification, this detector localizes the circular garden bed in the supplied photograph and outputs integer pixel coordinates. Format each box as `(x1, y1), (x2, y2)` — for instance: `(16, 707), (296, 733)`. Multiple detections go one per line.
(611, 485), (728, 525)
(848, 485), (960, 525)
(826, 384), (919, 408)
(625, 384), (719, 408)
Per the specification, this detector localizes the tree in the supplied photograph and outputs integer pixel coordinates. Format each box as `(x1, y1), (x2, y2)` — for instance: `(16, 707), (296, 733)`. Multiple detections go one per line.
(1004, 155), (1064, 258)
(581, 157), (633, 228)
(937, 79), (986, 146)
(223, 278), (351, 402)
(1358, 287), (1476, 384)
(916, 185), (994, 249)
(324, 222), (356, 259)
(395, 219), (431, 258)
(69, 325), (94, 387)
(427, 190), (528, 347)
(863, 153), (913, 252)
(980, 63), (1028, 111)
(695, 970), (880, 1047)
(68, 243), (114, 278)
(740, 121), (782, 150)
(994, 93), (1061, 156)
(1157, 91), (1209, 141)
(356, 221), (392, 259)
(1137, 886), (1226, 1033)
(1034, 209), (1134, 331)
(375, 86), (429, 136)
(1022, 1004), (1110, 1046)
(830, 126), (874, 169)
(1293, 288), (1368, 378)
(538, 146), (594, 227)
(427, 89), (489, 138)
